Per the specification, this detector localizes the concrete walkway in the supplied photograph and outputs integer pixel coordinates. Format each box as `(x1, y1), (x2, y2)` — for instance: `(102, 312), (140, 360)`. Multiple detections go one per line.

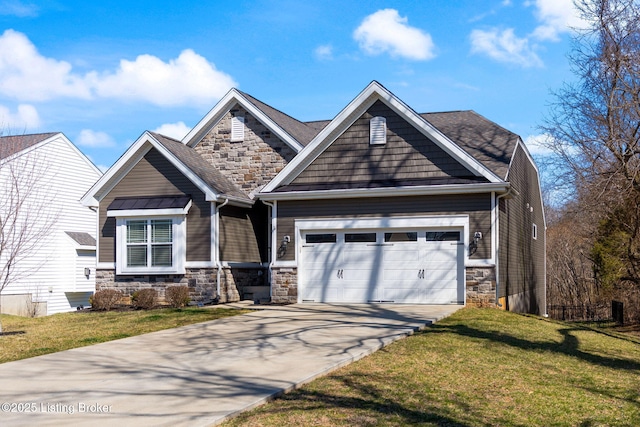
(0, 303), (461, 426)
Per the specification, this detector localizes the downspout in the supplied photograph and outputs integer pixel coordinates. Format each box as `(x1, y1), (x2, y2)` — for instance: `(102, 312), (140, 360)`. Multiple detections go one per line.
(216, 198), (230, 301)
(262, 200), (275, 302)
(495, 187), (514, 309)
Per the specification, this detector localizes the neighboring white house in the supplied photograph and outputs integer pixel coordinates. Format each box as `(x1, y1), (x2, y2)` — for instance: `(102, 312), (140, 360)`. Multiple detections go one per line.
(0, 133), (102, 316)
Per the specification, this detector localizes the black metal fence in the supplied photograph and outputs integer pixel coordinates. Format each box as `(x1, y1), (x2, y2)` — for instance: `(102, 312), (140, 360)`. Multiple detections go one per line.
(547, 302), (624, 324)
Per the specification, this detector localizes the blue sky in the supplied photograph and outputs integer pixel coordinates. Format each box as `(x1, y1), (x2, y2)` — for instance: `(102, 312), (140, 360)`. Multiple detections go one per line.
(0, 0), (584, 171)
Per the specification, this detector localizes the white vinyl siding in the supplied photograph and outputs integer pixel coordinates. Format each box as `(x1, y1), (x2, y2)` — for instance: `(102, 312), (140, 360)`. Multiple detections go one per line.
(231, 116), (245, 142)
(370, 116), (386, 145)
(0, 135), (102, 315)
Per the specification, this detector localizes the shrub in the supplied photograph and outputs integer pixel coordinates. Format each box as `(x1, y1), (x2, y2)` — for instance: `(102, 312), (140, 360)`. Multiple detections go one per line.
(131, 288), (158, 310)
(90, 289), (123, 311)
(165, 286), (191, 308)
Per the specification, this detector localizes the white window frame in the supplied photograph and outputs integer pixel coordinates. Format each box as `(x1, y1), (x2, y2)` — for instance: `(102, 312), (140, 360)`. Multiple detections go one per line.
(532, 223), (538, 240)
(231, 116), (245, 142)
(370, 116), (387, 145)
(115, 215), (186, 275)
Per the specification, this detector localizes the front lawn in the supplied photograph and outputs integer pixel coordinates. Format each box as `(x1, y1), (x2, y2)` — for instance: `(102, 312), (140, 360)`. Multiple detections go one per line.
(224, 308), (640, 427)
(0, 307), (248, 363)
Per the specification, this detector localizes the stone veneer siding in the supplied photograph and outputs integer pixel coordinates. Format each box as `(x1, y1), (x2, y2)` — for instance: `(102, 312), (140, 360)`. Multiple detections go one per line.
(465, 266), (497, 307)
(96, 267), (267, 305)
(271, 266), (497, 306)
(194, 107), (297, 195)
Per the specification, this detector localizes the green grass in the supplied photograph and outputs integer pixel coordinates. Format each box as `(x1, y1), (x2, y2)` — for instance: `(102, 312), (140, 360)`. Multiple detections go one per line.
(0, 307), (248, 363)
(223, 308), (640, 427)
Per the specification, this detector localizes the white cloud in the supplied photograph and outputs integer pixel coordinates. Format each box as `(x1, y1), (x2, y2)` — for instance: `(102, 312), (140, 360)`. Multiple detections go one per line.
(76, 129), (116, 148)
(353, 9), (435, 61)
(529, 0), (587, 41)
(470, 28), (543, 68)
(0, 29), (91, 101)
(524, 133), (562, 157)
(0, 1), (39, 17)
(0, 30), (236, 106)
(314, 44), (333, 61)
(91, 49), (236, 107)
(153, 121), (191, 141)
(0, 103), (40, 131)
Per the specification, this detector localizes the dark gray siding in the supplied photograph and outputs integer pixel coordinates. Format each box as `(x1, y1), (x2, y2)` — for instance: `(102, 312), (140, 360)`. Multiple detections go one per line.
(290, 101), (476, 188)
(498, 144), (546, 314)
(219, 202), (269, 263)
(99, 148), (211, 264)
(276, 194), (492, 261)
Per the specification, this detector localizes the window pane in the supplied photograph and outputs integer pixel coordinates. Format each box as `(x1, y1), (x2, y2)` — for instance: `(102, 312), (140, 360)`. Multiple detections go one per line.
(385, 232), (417, 242)
(152, 220), (173, 243)
(152, 244), (172, 266)
(127, 220), (147, 243)
(127, 246), (147, 267)
(345, 233), (376, 243)
(426, 231), (460, 241)
(306, 234), (337, 243)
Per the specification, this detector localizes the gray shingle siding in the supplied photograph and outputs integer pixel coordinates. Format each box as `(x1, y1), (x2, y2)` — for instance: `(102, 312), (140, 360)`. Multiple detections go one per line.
(499, 144), (546, 314)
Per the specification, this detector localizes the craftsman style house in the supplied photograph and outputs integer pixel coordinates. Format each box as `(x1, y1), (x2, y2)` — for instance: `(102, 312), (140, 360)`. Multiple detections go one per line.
(1, 133), (102, 316)
(82, 82), (546, 314)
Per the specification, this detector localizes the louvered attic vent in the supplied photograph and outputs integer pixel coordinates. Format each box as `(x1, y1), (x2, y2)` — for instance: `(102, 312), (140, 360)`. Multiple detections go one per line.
(370, 116), (386, 145)
(231, 116), (245, 142)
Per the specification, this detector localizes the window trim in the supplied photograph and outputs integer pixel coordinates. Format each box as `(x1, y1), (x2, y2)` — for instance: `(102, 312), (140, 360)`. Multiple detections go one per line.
(532, 223), (538, 240)
(115, 215), (186, 275)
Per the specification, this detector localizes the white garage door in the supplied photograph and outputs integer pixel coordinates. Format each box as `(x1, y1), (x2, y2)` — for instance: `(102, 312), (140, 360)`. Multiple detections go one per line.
(299, 229), (464, 304)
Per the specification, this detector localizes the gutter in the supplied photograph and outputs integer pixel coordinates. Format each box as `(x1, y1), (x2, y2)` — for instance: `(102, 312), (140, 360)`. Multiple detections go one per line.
(494, 185), (518, 309)
(215, 198), (230, 301)
(262, 200), (276, 302)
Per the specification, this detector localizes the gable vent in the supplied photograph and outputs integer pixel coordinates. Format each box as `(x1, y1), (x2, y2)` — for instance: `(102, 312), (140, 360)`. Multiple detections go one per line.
(370, 116), (386, 145)
(231, 116), (245, 142)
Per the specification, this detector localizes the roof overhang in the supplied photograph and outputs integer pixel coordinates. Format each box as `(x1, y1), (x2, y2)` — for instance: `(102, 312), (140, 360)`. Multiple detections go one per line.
(259, 182), (511, 201)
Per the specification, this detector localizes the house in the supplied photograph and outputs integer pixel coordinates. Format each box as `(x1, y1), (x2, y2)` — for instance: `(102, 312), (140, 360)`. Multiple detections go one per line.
(0, 133), (103, 316)
(82, 82), (546, 315)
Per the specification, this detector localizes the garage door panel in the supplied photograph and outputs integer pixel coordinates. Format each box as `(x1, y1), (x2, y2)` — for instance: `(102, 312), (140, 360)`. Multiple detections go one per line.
(300, 227), (465, 305)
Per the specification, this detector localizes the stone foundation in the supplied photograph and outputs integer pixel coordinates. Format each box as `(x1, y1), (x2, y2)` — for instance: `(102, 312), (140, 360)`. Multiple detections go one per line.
(270, 267), (298, 304)
(465, 266), (497, 307)
(96, 266), (267, 305)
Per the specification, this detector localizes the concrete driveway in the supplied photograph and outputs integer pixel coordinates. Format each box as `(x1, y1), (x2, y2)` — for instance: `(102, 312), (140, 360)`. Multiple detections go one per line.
(0, 303), (461, 426)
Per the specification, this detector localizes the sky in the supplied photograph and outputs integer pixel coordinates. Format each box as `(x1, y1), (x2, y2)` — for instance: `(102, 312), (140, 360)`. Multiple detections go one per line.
(0, 0), (586, 171)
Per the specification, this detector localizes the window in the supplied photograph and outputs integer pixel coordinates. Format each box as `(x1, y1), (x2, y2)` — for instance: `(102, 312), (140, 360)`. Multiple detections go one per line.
(426, 231), (460, 241)
(532, 223), (538, 240)
(305, 233), (337, 243)
(385, 232), (418, 242)
(370, 116), (386, 145)
(231, 116), (245, 142)
(345, 233), (376, 243)
(115, 216), (185, 274)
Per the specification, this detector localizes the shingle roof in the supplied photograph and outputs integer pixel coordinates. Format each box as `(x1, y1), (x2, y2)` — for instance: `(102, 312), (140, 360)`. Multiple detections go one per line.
(107, 195), (192, 211)
(149, 132), (251, 202)
(239, 91), (324, 146)
(420, 111), (519, 180)
(0, 133), (58, 159)
(64, 231), (96, 247)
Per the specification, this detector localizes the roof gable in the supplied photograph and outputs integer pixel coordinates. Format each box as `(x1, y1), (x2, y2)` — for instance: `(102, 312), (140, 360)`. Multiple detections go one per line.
(183, 88), (317, 152)
(81, 132), (251, 207)
(283, 100), (486, 192)
(261, 81), (503, 194)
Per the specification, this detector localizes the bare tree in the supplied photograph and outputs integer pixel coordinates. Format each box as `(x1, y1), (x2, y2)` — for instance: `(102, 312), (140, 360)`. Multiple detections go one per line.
(0, 136), (57, 333)
(541, 0), (640, 316)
